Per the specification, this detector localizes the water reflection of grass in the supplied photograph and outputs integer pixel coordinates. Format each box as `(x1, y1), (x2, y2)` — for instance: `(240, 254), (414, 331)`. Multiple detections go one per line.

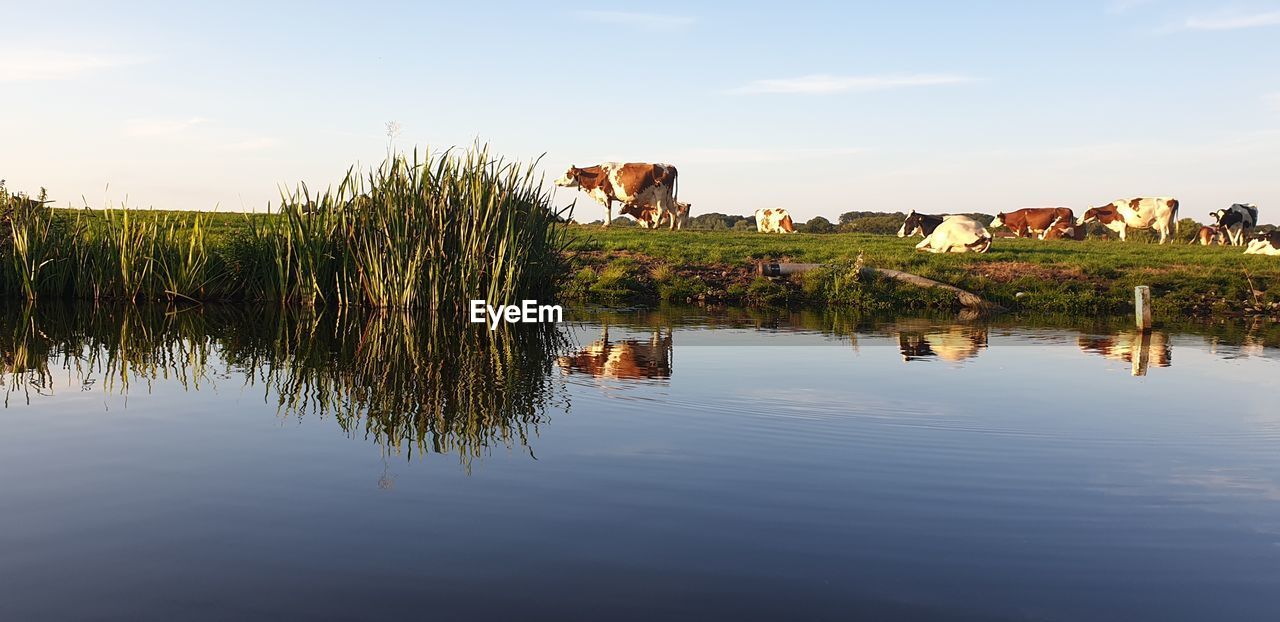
(0, 305), (568, 467)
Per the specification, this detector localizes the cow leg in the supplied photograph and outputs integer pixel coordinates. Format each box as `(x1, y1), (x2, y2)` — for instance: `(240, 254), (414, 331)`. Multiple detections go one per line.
(658, 196), (674, 231)
(601, 200), (612, 227)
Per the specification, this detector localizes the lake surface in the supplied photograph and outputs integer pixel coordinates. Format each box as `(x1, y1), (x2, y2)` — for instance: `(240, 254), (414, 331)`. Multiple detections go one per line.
(2, 305), (1279, 621)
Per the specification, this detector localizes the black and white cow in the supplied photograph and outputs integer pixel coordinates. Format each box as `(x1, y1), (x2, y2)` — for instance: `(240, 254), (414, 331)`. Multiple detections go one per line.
(897, 210), (946, 238)
(1212, 203), (1259, 246)
(1243, 230), (1280, 256)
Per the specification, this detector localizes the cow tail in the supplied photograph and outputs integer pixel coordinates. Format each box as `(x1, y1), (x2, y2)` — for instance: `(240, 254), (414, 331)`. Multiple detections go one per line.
(1172, 199), (1180, 236)
(671, 166), (678, 202)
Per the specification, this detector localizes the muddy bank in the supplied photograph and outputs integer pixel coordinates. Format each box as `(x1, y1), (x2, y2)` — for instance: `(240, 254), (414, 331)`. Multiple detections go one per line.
(562, 250), (1280, 318)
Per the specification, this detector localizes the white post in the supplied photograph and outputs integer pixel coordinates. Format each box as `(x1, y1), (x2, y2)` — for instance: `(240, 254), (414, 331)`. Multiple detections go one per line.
(1134, 285), (1152, 331)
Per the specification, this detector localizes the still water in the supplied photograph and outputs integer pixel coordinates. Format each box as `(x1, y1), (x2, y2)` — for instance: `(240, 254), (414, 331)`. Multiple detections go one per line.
(1, 305), (1278, 621)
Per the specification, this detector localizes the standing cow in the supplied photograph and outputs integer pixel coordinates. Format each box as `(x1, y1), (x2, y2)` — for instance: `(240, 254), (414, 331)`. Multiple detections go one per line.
(755, 208), (795, 233)
(1212, 203), (1259, 246)
(990, 207), (1075, 238)
(1076, 197), (1180, 244)
(913, 215), (992, 254)
(555, 162), (679, 229)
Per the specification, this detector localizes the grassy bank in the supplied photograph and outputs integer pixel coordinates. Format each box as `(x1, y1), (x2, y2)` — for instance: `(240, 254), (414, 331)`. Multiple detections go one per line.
(563, 227), (1280, 317)
(6, 179), (1276, 317)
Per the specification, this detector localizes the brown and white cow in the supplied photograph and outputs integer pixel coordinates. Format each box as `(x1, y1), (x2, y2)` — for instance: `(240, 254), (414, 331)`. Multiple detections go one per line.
(1192, 225), (1224, 246)
(989, 207), (1074, 238)
(555, 162), (679, 229)
(755, 207), (795, 233)
(1076, 197), (1180, 244)
(622, 201), (691, 230)
(1038, 215), (1086, 241)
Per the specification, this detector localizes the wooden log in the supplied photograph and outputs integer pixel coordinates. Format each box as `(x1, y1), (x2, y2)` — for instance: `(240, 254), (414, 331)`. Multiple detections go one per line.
(1134, 285), (1152, 331)
(756, 262), (1005, 313)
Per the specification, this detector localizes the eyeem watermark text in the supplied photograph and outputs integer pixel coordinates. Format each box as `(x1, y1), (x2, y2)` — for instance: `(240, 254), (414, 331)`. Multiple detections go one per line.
(470, 300), (563, 330)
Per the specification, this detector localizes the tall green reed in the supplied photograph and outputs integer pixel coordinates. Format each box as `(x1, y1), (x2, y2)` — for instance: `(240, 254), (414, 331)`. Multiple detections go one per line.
(271, 145), (569, 310)
(1, 143), (569, 308)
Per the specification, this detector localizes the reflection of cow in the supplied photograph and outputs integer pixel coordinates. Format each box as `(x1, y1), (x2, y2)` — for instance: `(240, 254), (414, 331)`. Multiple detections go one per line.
(557, 327), (672, 380)
(1078, 331), (1171, 376)
(896, 323), (989, 362)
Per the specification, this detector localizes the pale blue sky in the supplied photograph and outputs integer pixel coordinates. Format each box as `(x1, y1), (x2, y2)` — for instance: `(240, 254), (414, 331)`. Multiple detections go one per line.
(2, 1), (1278, 222)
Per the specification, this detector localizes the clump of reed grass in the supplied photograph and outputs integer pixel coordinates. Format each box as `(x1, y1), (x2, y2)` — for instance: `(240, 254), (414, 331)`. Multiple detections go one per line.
(267, 144), (569, 311)
(0, 143), (569, 309)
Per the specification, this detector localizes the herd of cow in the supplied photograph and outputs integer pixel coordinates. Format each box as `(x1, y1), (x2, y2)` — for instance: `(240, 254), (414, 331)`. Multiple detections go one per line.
(897, 200), (1278, 255)
(554, 161), (1280, 255)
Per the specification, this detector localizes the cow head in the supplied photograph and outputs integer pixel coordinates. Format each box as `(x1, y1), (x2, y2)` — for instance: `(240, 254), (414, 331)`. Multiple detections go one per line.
(897, 210), (919, 238)
(989, 212), (1006, 229)
(1212, 208), (1228, 226)
(554, 166), (583, 189)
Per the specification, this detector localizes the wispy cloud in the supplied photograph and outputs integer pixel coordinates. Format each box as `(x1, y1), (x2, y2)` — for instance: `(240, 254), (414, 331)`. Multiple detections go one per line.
(732, 73), (973, 95)
(574, 11), (695, 31)
(0, 50), (141, 82)
(1181, 10), (1280, 30)
(124, 117), (210, 137)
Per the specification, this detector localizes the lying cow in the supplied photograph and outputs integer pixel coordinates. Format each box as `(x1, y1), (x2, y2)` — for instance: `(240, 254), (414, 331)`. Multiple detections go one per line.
(913, 215), (992, 254)
(1212, 203), (1259, 246)
(1076, 197), (1180, 244)
(555, 162), (680, 229)
(1038, 215), (1085, 241)
(896, 210), (946, 238)
(990, 207), (1074, 238)
(622, 201), (691, 230)
(1243, 230), (1280, 256)
(755, 207), (795, 233)
(1192, 225), (1225, 246)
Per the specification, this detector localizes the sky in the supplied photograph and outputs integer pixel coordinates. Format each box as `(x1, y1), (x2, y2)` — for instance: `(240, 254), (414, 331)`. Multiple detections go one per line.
(2, 0), (1278, 223)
